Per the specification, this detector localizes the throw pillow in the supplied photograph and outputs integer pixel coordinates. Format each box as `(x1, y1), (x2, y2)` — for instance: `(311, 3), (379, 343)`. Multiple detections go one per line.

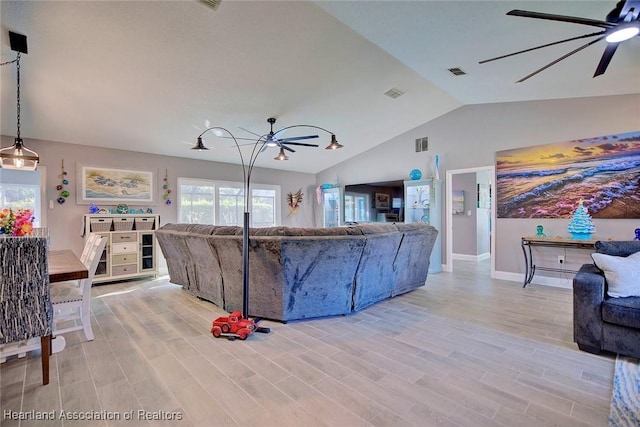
(591, 251), (640, 298)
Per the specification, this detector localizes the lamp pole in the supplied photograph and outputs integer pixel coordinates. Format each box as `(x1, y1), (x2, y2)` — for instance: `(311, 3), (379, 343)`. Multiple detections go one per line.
(196, 122), (341, 320)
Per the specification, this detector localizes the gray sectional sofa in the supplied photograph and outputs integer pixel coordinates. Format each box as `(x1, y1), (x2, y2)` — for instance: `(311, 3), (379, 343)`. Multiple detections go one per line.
(573, 240), (640, 358)
(156, 223), (438, 321)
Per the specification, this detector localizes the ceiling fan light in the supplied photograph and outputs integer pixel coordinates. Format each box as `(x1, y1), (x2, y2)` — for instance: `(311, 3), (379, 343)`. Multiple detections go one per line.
(0, 138), (39, 170)
(605, 23), (640, 43)
(192, 137), (209, 151)
(274, 148), (289, 160)
(325, 134), (343, 150)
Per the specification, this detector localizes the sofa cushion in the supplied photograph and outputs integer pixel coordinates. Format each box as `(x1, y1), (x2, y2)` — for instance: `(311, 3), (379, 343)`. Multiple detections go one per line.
(595, 240), (640, 257)
(602, 296), (640, 329)
(592, 251), (640, 297)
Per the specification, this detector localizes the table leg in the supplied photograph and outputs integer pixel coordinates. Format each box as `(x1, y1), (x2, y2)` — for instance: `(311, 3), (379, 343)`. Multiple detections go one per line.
(521, 241), (536, 288)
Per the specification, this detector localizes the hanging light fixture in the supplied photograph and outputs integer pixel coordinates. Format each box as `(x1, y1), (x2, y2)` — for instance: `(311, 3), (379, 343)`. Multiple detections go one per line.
(274, 147), (289, 160)
(325, 134), (344, 150)
(0, 32), (39, 170)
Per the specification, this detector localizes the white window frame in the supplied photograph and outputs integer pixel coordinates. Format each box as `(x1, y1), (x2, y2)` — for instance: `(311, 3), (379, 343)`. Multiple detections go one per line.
(0, 166), (47, 228)
(177, 177), (281, 227)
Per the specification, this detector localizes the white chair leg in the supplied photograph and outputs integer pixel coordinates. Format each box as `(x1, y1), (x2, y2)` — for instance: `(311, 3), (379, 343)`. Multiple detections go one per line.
(81, 302), (94, 341)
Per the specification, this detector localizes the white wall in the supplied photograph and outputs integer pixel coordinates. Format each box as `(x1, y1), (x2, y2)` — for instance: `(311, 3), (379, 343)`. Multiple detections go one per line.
(1, 136), (317, 256)
(316, 93), (640, 278)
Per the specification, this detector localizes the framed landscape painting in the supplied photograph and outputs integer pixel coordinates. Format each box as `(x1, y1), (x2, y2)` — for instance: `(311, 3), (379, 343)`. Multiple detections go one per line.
(496, 130), (640, 219)
(77, 165), (156, 204)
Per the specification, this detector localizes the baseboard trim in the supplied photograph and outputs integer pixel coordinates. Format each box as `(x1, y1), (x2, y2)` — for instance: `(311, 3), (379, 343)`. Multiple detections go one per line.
(452, 252), (491, 262)
(493, 270), (572, 289)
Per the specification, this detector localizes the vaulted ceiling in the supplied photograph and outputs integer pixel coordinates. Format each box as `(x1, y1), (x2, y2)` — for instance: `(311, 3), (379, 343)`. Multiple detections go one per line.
(1, 1), (638, 173)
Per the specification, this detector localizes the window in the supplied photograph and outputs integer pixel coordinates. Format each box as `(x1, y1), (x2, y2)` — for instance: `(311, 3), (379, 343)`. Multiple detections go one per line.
(0, 168), (44, 227)
(344, 192), (370, 223)
(178, 178), (280, 227)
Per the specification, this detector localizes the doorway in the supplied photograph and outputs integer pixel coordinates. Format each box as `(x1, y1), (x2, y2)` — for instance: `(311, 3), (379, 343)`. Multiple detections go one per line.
(445, 166), (496, 277)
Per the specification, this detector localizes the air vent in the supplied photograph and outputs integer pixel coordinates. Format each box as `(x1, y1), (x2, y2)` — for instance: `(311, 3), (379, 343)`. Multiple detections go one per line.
(384, 88), (404, 99)
(415, 137), (428, 153)
(199, 0), (222, 11)
(448, 67), (466, 76)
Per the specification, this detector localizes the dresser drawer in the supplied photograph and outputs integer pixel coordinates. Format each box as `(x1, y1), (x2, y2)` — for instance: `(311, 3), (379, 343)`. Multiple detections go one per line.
(112, 263), (138, 276)
(112, 242), (137, 254)
(112, 253), (137, 265)
(112, 232), (137, 243)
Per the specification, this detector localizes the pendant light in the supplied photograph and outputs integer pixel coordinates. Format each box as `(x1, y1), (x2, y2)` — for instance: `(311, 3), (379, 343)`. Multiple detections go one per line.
(0, 32), (39, 170)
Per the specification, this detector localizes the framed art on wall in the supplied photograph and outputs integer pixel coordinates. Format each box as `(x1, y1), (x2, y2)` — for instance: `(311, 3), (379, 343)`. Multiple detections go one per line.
(375, 193), (390, 209)
(453, 190), (465, 215)
(77, 165), (156, 204)
(496, 130), (640, 219)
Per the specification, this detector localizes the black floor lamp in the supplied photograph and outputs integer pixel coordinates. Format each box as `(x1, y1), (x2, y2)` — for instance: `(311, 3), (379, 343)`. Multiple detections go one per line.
(194, 118), (343, 325)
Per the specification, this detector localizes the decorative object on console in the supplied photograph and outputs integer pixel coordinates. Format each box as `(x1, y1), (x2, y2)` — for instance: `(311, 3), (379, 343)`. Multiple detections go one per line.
(116, 204), (129, 214)
(194, 117), (342, 330)
(287, 189), (303, 216)
(89, 203), (99, 214)
(568, 199), (595, 240)
(162, 169), (172, 205)
(56, 159), (69, 204)
(409, 169), (422, 180)
(635, 228), (640, 240)
(535, 225), (546, 237)
(0, 32), (39, 170)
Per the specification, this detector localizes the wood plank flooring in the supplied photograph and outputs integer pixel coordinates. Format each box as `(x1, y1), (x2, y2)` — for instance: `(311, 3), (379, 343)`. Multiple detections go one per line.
(1, 260), (615, 426)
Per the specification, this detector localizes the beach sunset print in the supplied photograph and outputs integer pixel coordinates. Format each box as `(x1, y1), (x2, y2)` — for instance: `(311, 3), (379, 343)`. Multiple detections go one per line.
(496, 131), (640, 219)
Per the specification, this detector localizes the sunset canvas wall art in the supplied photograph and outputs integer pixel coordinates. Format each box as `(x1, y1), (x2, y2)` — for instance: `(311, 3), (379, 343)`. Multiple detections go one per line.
(496, 131), (640, 219)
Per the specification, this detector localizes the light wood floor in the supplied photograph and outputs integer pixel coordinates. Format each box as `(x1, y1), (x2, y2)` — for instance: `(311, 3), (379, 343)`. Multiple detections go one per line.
(1, 260), (615, 427)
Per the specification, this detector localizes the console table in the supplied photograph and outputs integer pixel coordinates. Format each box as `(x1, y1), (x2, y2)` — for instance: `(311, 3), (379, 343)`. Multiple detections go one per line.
(521, 237), (596, 288)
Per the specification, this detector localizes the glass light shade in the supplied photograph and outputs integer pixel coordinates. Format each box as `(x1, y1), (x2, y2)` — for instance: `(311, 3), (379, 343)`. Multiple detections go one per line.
(0, 138), (39, 170)
(605, 23), (640, 43)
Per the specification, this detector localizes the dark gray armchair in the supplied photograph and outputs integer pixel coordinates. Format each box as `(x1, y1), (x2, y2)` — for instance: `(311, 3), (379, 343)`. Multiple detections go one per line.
(573, 240), (640, 358)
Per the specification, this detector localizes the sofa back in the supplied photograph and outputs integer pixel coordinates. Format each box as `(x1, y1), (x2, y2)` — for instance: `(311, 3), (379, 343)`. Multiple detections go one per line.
(156, 222), (438, 321)
(595, 240), (640, 257)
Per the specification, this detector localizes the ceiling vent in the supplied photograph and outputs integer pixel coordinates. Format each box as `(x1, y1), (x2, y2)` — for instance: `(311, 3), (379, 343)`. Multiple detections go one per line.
(415, 137), (428, 153)
(448, 67), (466, 76)
(199, 0), (222, 11)
(384, 88), (404, 99)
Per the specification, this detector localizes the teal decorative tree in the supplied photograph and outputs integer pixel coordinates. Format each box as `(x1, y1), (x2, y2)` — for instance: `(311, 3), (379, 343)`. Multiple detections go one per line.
(568, 199), (595, 240)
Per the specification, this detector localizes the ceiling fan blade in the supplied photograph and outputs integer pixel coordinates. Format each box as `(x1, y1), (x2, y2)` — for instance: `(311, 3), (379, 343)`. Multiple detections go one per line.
(281, 142), (320, 147)
(281, 145), (295, 153)
(238, 126), (263, 138)
(507, 9), (614, 29)
(517, 35), (605, 82)
(278, 135), (319, 142)
(479, 31), (605, 64)
(594, 43), (619, 77)
(222, 136), (262, 142)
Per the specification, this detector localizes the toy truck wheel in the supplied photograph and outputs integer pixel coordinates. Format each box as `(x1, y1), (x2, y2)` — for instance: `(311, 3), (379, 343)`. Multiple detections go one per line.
(221, 324), (231, 333)
(212, 326), (222, 338)
(238, 330), (248, 340)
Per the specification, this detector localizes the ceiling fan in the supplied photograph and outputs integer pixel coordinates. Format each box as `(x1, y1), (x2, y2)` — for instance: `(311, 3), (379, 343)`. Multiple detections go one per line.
(234, 117), (320, 153)
(479, 0), (640, 82)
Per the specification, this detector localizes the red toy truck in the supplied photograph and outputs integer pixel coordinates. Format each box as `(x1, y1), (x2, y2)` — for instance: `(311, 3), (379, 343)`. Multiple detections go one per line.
(211, 311), (257, 340)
